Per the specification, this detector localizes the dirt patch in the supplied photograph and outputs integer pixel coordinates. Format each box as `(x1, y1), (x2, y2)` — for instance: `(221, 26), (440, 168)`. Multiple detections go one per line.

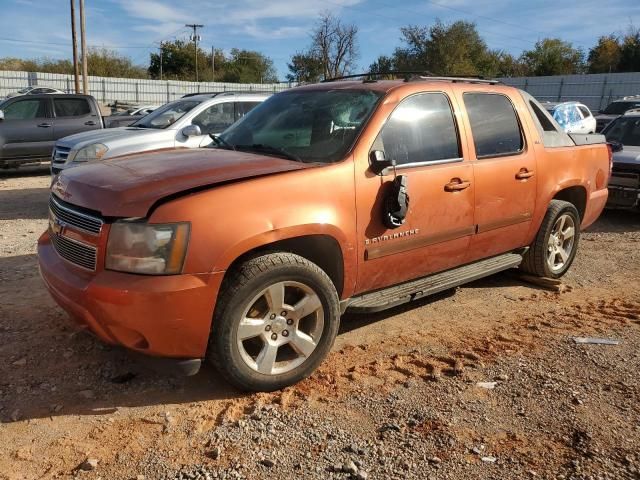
(0, 173), (639, 479)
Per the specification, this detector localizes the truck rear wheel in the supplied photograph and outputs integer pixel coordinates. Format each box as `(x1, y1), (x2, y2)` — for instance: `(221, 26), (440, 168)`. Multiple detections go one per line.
(521, 200), (580, 279)
(208, 252), (340, 392)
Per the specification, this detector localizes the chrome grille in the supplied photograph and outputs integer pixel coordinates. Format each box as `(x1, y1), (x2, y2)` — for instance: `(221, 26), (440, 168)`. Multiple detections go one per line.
(49, 195), (103, 235)
(50, 233), (97, 271)
(52, 146), (71, 165)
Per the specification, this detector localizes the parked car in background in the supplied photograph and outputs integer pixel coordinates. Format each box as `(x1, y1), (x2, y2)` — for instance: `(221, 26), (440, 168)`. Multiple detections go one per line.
(0, 94), (102, 168)
(595, 95), (640, 132)
(39, 77), (610, 392)
(51, 92), (268, 174)
(543, 101), (596, 134)
(104, 105), (159, 128)
(5, 86), (65, 98)
(602, 110), (640, 209)
(110, 105), (159, 117)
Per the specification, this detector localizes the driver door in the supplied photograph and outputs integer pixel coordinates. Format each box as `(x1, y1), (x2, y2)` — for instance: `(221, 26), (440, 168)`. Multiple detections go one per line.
(354, 89), (475, 293)
(181, 101), (235, 148)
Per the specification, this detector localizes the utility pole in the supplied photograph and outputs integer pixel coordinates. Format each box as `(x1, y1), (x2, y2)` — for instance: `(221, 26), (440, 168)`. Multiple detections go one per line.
(185, 24), (203, 82)
(211, 46), (215, 81)
(159, 42), (163, 80)
(70, 0), (80, 93)
(79, 0), (88, 94)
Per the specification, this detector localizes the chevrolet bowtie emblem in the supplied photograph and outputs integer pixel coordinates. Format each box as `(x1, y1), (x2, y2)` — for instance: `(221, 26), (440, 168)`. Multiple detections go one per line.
(49, 213), (66, 236)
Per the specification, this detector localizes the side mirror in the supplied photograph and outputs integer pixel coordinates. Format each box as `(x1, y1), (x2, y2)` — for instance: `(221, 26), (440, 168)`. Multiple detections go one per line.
(369, 150), (395, 174)
(0, 110), (4, 121)
(609, 141), (623, 153)
(181, 124), (202, 138)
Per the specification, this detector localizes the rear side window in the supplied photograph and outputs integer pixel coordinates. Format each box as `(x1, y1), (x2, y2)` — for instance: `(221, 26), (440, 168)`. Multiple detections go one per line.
(54, 98), (91, 117)
(464, 93), (523, 158)
(376, 92), (460, 166)
(3, 98), (48, 119)
(578, 106), (591, 118)
(235, 101), (261, 121)
(529, 101), (556, 132)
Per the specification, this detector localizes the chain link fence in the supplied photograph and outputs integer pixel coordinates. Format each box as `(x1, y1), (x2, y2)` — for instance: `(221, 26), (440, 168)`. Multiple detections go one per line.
(0, 70), (293, 105)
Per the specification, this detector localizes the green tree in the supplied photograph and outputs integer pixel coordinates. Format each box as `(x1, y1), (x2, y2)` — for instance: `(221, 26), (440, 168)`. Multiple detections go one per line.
(149, 40), (210, 81)
(520, 38), (585, 76)
(221, 49), (278, 83)
(367, 20), (516, 77)
(286, 52), (323, 83)
(619, 28), (640, 72)
(149, 41), (276, 83)
(0, 49), (146, 78)
(85, 48), (147, 78)
(588, 35), (622, 73)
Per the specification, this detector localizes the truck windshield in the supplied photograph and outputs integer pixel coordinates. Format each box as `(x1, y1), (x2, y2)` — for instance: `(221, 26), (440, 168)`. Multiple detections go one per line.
(603, 117), (640, 146)
(602, 101), (640, 115)
(131, 100), (200, 129)
(217, 89), (383, 163)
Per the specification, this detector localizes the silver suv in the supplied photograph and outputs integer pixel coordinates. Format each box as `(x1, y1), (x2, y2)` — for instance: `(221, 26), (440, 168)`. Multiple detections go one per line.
(51, 92), (269, 174)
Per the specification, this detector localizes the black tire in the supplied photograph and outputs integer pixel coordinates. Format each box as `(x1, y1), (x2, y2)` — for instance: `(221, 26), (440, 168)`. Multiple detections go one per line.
(208, 252), (340, 392)
(520, 200), (581, 279)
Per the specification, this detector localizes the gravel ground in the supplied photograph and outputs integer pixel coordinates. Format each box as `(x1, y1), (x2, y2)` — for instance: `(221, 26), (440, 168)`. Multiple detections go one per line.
(0, 172), (639, 480)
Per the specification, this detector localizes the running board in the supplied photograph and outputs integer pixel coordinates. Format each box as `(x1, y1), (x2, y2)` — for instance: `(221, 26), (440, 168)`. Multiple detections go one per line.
(345, 253), (523, 314)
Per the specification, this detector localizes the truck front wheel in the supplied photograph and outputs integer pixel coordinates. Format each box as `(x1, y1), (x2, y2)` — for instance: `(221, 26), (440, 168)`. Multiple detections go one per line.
(208, 252), (340, 391)
(521, 200), (581, 279)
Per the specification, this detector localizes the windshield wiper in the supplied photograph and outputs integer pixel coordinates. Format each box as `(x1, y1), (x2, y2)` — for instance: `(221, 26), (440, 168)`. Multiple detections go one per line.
(210, 134), (236, 150)
(234, 143), (302, 162)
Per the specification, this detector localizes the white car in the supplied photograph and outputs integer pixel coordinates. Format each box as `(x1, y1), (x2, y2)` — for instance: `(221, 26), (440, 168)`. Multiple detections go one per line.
(51, 93), (268, 174)
(6, 86), (65, 98)
(543, 101), (596, 134)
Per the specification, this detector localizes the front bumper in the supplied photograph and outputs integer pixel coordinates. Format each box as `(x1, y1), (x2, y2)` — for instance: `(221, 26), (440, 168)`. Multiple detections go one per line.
(38, 232), (225, 360)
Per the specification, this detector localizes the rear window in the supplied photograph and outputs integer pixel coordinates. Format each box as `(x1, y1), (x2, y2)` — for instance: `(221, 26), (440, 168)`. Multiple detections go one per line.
(578, 106), (591, 118)
(464, 93), (523, 158)
(54, 98), (91, 117)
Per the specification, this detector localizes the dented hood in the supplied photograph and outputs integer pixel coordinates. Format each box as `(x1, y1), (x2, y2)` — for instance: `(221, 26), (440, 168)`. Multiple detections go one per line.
(51, 148), (312, 217)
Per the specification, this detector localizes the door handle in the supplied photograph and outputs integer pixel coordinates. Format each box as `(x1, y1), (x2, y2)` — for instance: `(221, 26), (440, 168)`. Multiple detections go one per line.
(444, 178), (471, 192)
(37, 123), (52, 128)
(85, 121), (97, 126)
(515, 168), (535, 180)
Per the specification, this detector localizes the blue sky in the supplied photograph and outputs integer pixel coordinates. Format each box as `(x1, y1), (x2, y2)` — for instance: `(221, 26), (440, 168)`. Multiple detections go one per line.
(0, 0), (638, 80)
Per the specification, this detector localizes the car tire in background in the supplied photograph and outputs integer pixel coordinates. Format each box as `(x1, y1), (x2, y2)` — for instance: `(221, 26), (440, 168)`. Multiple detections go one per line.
(208, 252), (340, 392)
(521, 199), (581, 279)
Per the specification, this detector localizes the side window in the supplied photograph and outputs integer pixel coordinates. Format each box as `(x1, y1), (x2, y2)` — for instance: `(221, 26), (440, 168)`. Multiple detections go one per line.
(375, 92), (460, 166)
(234, 101), (261, 121)
(529, 101), (557, 132)
(3, 99), (48, 119)
(192, 102), (235, 134)
(464, 93), (523, 158)
(54, 98), (91, 117)
(578, 106), (591, 118)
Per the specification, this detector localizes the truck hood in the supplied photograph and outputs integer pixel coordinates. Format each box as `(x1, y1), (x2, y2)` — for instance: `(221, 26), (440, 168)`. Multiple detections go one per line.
(51, 148), (314, 217)
(56, 127), (167, 150)
(613, 145), (640, 166)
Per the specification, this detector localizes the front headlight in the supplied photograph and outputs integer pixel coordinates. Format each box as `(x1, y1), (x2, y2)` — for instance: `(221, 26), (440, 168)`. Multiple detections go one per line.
(106, 222), (190, 275)
(72, 143), (108, 163)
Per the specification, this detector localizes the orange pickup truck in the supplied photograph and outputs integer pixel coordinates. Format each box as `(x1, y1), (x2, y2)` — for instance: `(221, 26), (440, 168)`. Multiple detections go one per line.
(38, 76), (611, 391)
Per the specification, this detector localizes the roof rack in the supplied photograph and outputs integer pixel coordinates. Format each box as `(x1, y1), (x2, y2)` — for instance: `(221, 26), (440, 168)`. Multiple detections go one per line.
(321, 71), (501, 85)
